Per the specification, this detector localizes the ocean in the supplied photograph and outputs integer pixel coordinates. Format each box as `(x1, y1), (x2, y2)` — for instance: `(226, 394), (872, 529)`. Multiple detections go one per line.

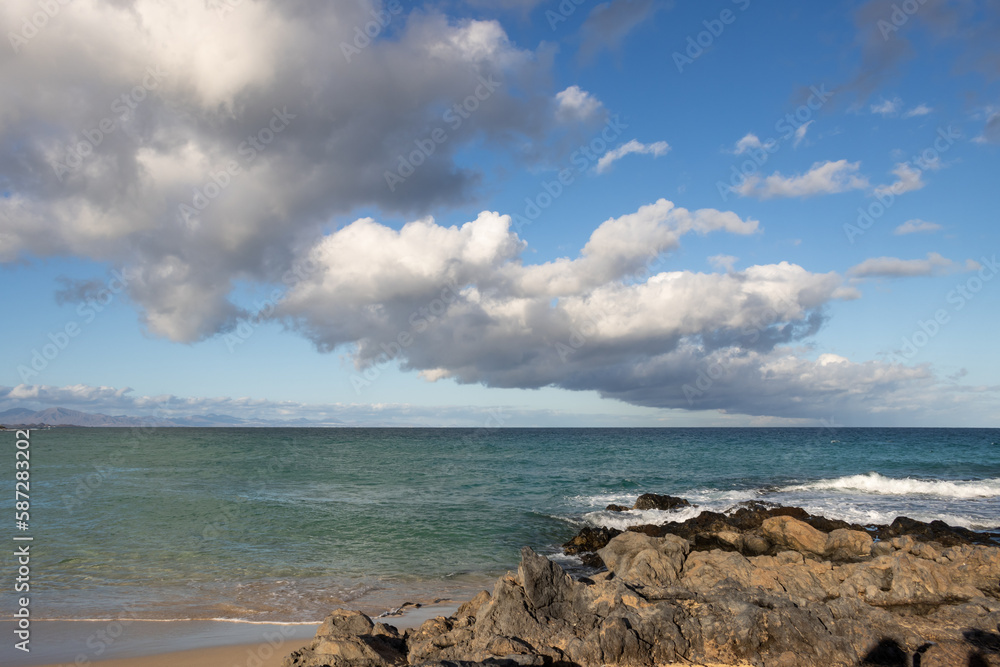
(5, 427), (1000, 623)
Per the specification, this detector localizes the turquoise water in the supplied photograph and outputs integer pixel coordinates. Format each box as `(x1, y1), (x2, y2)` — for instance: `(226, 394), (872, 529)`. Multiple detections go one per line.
(5, 427), (1000, 622)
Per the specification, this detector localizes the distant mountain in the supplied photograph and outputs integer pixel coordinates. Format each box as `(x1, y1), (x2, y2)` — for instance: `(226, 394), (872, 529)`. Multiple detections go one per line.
(0, 407), (345, 428)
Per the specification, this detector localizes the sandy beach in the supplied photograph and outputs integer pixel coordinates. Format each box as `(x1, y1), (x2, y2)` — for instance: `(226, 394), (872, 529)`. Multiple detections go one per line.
(2, 605), (459, 667)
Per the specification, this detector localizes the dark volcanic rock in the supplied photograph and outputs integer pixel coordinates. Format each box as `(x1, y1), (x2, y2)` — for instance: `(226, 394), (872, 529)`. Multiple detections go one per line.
(604, 503), (631, 512)
(562, 526), (621, 555)
(287, 529), (1000, 667)
(873, 515), (998, 547)
(562, 498), (1000, 564)
(632, 493), (690, 511)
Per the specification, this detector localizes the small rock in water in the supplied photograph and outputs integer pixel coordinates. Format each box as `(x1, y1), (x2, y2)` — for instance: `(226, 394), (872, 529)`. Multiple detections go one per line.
(632, 493), (691, 511)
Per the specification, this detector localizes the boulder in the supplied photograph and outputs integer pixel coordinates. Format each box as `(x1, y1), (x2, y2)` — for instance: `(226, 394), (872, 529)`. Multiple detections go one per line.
(597, 532), (689, 587)
(283, 610), (406, 667)
(761, 516), (828, 556)
(632, 493), (690, 511)
(563, 526), (621, 555)
(824, 528), (873, 562)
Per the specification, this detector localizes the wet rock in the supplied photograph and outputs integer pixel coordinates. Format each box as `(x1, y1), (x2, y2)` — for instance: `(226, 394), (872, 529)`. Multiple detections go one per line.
(632, 493), (691, 511)
(562, 499), (999, 568)
(874, 516), (999, 548)
(562, 526), (621, 555)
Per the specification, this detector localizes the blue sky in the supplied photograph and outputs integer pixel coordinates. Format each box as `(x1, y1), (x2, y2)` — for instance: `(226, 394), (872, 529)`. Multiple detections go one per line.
(1, 0), (998, 426)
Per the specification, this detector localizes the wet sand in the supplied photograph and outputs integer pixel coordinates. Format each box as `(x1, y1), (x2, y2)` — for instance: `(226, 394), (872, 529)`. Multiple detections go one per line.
(2, 604), (460, 667)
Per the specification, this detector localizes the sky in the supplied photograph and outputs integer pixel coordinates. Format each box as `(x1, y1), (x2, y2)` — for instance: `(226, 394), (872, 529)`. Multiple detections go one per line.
(0, 0), (998, 427)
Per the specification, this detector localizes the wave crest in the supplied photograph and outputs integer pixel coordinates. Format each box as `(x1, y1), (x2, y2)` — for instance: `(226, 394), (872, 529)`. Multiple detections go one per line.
(780, 473), (1000, 499)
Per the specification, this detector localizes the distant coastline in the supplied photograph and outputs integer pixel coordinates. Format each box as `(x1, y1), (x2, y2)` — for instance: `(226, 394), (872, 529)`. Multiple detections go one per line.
(0, 406), (346, 428)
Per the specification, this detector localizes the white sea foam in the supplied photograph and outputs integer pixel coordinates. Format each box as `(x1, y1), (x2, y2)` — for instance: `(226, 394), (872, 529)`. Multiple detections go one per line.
(582, 506), (706, 531)
(566, 493), (642, 508)
(779, 473), (1000, 499)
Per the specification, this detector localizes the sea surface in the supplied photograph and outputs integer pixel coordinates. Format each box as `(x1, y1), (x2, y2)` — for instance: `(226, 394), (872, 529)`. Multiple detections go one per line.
(4, 427), (1000, 623)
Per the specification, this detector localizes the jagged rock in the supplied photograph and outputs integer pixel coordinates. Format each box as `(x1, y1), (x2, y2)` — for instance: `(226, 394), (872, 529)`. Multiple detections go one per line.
(456, 590), (492, 620)
(284, 610), (406, 667)
(873, 515), (997, 547)
(604, 504), (631, 512)
(562, 499), (1000, 565)
(292, 500), (1000, 667)
(289, 537), (1000, 667)
(563, 526), (621, 555)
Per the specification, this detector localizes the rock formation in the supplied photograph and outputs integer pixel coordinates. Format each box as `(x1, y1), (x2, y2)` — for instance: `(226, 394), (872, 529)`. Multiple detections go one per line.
(284, 506), (1000, 667)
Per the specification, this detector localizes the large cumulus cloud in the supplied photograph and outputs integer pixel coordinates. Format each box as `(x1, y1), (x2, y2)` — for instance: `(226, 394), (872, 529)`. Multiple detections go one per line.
(270, 199), (951, 421)
(0, 0), (593, 341)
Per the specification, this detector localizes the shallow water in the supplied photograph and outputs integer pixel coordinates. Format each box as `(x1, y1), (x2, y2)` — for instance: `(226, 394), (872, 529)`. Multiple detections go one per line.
(5, 427), (998, 622)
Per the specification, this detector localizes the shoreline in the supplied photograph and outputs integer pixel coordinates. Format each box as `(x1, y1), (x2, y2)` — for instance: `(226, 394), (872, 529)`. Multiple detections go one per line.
(12, 493), (1000, 667)
(0, 605), (461, 667)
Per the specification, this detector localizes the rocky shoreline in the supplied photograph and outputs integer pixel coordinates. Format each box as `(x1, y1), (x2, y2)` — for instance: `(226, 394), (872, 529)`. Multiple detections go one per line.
(283, 498), (1000, 666)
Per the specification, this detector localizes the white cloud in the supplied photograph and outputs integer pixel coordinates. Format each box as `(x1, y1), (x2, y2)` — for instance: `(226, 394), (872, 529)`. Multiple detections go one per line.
(708, 255), (738, 272)
(0, 1), (607, 342)
(894, 219), (943, 235)
(871, 97), (903, 116)
(903, 104), (933, 118)
(730, 133), (776, 155)
(793, 120), (813, 148)
(874, 162), (925, 197)
(848, 252), (966, 278)
(259, 198), (956, 421)
(0, 384), (655, 427)
(734, 160), (869, 199)
(595, 140), (670, 174)
(555, 85), (605, 123)
(9, 377), (994, 427)
(974, 109), (1000, 144)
